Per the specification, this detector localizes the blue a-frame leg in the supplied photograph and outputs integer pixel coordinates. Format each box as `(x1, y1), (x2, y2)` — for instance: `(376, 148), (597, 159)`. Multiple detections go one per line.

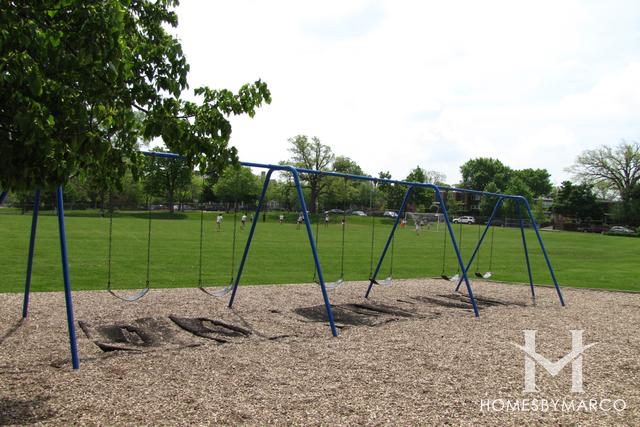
(228, 167), (338, 337)
(365, 186), (413, 298)
(454, 198), (504, 292)
(515, 201), (535, 304)
(519, 197), (565, 306)
(11, 187), (79, 369)
(364, 186), (481, 316)
(454, 196), (564, 307)
(56, 186), (80, 369)
(435, 188), (480, 316)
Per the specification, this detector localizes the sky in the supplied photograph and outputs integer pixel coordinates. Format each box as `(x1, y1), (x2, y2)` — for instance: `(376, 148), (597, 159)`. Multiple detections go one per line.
(172, 1), (640, 185)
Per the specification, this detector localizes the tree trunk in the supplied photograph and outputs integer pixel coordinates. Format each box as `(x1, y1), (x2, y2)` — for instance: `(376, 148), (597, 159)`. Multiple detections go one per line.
(309, 182), (318, 214)
(168, 190), (175, 213)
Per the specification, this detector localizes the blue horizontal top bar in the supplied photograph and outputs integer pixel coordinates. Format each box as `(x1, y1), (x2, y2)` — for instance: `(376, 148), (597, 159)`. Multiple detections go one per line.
(241, 161), (522, 201)
(140, 150), (185, 160)
(136, 151), (521, 200)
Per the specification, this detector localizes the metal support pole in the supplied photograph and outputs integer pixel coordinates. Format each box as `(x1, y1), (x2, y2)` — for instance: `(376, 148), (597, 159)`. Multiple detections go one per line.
(437, 189), (480, 317)
(229, 166), (338, 337)
(228, 168), (338, 337)
(516, 201), (535, 304)
(290, 169), (338, 336)
(364, 186), (414, 299)
(56, 186), (80, 369)
(228, 170), (274, 308)
(454, 198), (504, 292)
(22, 189), (41, 318)
(519, 197), (565, 307)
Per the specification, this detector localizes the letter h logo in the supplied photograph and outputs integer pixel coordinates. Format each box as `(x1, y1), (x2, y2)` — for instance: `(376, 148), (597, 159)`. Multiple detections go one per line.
(512, 330), (596, 393)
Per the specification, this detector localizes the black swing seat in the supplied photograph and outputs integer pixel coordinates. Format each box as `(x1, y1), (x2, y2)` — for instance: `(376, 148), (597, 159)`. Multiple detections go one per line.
(199, 285), (233, 298)
(107, 286), (150, 302)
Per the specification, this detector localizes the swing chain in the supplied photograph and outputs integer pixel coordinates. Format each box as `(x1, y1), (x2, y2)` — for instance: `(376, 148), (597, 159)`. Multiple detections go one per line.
(145, 195), (152, 287)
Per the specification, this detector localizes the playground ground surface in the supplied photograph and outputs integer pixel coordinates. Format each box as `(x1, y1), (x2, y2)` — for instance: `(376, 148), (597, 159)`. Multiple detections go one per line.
(0, 279), (638, 425)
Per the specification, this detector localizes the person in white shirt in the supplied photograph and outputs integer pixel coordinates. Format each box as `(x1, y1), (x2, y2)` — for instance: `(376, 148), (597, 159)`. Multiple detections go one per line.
(216, 213), (223, 231)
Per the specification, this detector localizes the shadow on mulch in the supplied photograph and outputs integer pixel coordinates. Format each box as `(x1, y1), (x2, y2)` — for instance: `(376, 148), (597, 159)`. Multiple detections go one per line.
(295, 302), (421, 327)
(0, 319), (24, 346)
(79, 317), (196, 352)
(79, 316), (254, 352)
(408, 293), (527, 310)
(0, 397), (55, 426)
(296, 293), (527, 327)
(168, 316), (251, 343)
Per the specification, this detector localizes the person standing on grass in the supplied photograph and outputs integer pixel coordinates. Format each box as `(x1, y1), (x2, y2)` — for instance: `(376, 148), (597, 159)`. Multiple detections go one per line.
(241, 213), (248, 230)
(324, 213), (330, 227)
(279, 213), (284, 224)
(216, 213), (223, 231)
(296, 213), (303, 229)
(415, 220), (421, 235)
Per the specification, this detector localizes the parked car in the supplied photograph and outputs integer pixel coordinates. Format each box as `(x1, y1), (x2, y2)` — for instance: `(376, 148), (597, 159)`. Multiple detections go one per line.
(324, 209), (344, 214)
(351, 210), (367, 216)
(452, 216), (475, 224)
(607, 226), (637, 235)
(383, 211), (398, 218)
(577, 224), (609, 233)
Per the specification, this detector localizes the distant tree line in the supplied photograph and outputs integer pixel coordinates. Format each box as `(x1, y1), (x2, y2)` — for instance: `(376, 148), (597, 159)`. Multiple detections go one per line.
(5, 138), (638, 227)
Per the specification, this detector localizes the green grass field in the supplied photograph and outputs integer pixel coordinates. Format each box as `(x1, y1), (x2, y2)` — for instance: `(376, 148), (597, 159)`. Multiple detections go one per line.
(1, 209), (639, 293)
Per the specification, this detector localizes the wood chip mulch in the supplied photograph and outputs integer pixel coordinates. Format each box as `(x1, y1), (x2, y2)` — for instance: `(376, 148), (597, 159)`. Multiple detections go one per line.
(1, 279), (638, 425)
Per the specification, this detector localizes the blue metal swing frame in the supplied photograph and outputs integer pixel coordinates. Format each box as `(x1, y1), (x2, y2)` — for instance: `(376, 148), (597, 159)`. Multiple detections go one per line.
(1, 153), (565, 370)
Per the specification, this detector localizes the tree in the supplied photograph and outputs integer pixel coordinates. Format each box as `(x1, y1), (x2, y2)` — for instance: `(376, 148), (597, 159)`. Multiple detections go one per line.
(333, 156), (363, 176)
(424, 170), (447, 186)
(478, 182), (501, 217)
(322, 156), (367, 210)
(143, 150), (193, 212)
(0, 1), (271, 193)
(554, 181), (604, 221)
(405, 166), (433, 210)
(610, 183), (640, 226)
(503, 177), (533, 218)
(282, 135), (334, 213)
(377, 171), (405, 210)
(512, 168), (552, 197)
(213, 166), (260, 205)
(569, 141), (640, 223)
(460, 158), (512, 191)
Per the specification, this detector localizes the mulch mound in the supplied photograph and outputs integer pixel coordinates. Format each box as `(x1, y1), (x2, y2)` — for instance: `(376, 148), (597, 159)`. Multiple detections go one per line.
(0, 279), (638, 425)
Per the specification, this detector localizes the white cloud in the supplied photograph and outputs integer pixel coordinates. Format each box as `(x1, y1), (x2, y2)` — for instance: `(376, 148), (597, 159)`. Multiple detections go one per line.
(173, 1), (640, 186)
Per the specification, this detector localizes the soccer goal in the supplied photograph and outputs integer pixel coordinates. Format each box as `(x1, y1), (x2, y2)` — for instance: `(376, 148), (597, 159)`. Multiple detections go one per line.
(405, 212), (444, 231)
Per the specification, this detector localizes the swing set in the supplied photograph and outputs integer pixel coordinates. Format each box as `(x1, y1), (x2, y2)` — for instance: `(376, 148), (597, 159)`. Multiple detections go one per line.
(1, 152), (565, 369)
